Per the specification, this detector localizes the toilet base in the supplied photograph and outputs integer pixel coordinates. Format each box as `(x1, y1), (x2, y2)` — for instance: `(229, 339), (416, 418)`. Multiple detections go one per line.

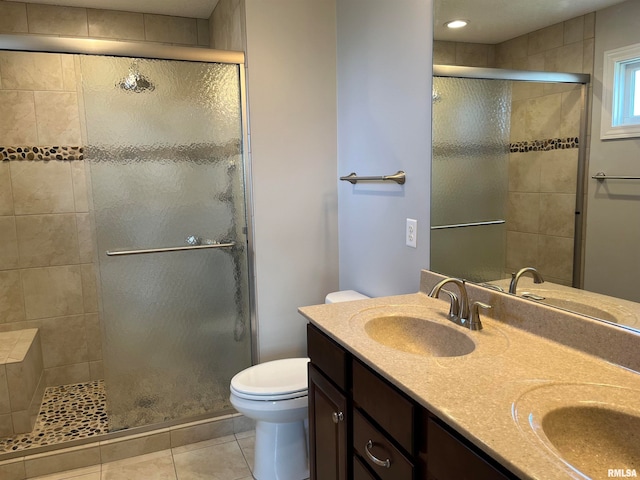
(253, 419), (309, 480)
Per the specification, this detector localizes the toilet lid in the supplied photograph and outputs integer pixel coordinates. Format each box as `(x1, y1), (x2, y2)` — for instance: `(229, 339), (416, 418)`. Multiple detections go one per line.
(231, 358), (309, 400)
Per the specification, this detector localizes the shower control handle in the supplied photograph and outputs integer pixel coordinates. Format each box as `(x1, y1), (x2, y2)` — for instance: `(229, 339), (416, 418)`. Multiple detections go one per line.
(331, 411), (344, 423)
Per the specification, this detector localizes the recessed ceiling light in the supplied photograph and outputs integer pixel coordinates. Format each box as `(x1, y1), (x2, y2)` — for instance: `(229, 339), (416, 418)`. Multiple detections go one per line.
(445, 20), (468, 29)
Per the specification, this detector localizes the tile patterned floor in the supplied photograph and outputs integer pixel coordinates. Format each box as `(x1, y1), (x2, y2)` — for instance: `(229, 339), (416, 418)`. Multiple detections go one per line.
(0, 382), (109, 453)
(26, 430), (256, 480)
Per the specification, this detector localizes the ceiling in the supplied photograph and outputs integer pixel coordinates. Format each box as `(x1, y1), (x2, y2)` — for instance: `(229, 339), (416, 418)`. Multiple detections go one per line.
(20, 0), (220, 19)
(434, 0), (629, 44)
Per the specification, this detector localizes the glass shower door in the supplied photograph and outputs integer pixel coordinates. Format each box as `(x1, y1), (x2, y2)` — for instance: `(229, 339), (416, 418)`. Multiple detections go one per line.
(80, 56), (251, 430)
(431, 76), (511, 282)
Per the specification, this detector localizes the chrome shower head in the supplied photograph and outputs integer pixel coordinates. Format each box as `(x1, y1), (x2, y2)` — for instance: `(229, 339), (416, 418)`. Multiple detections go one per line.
(118, 61), (155, 93)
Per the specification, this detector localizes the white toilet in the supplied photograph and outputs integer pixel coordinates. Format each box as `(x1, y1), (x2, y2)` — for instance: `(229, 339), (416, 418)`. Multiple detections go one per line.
(229, 290), (369, 480)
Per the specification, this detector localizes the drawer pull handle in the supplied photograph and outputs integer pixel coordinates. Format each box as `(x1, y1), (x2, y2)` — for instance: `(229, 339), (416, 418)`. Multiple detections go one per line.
(365, 440), (391, 468)
(331, 411), (344, 423)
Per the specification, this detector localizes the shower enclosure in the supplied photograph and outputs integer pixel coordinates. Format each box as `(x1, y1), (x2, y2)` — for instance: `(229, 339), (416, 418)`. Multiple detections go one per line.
(0, 35), (253, 452)
(431, 66), (590, 286)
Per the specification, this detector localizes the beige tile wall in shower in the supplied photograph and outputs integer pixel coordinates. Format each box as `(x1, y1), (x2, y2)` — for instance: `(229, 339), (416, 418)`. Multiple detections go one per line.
(0, 0), (210, 47)
(0, 2), (206, 391)
(496, 13), (594, 285)
(433, 13), (595, 285)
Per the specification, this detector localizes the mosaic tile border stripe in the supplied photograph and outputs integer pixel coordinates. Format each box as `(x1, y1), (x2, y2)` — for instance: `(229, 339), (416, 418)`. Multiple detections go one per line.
(510, 137), (579, 153)
(1, 146), (84, 161)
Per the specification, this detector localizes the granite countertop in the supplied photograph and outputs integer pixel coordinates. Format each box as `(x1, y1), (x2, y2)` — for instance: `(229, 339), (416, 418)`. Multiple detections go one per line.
(298, 290), (640, 480)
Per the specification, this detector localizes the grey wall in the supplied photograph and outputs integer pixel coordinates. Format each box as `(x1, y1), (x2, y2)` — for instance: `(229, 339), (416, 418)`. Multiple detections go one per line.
(244, 0), (340, 361)
(337, 0), (433, 297)
(584, 0), (640, 302)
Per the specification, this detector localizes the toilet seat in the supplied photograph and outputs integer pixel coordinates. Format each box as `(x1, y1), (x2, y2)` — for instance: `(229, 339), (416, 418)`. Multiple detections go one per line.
(230, 357), (309, 401)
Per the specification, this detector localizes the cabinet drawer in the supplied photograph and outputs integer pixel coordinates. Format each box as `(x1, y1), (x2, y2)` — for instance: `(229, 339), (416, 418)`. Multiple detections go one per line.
(427, 416), (512, 480)
(353, 455), (378, 480)
(352, 359), (414, 452)
(307, 324), (349, 390)
(353, 409), (414, 480)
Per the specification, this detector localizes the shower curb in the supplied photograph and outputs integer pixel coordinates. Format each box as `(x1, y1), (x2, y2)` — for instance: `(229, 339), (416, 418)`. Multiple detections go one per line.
(0, 413), (254, 479)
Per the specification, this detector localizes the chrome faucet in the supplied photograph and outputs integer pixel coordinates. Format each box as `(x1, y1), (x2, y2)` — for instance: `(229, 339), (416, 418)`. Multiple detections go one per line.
(509, 267), (544, 294)
(429, 278), (488, 331)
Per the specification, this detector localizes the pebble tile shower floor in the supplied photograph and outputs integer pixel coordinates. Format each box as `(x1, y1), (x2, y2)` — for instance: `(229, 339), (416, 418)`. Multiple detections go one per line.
(0, 381), (108, 453)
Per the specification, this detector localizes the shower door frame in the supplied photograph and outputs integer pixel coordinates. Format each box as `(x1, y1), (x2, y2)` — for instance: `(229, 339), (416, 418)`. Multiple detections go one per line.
(0, 32), (258, 423)
(432, 65), (591, 287)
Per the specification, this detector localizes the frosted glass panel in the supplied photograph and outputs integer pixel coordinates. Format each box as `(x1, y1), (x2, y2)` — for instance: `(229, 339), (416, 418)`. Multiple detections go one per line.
(80, 56), (251, 430)
(431, 77), (511, 282)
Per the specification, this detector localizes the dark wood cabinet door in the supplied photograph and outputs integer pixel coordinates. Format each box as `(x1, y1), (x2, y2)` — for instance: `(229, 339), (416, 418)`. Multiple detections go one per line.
(309, 363), (349, 480)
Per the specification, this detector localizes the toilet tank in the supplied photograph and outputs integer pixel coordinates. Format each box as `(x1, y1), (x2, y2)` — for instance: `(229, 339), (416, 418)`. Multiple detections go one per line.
(324, 290), (370, 304)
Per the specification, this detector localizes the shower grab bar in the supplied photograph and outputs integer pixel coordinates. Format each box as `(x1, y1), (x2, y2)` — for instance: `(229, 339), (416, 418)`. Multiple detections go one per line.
(431, 220), (505, 230)
(592, 172), (640, 181)
(106, 242), (235, 257)
(340, 170), (406, 185)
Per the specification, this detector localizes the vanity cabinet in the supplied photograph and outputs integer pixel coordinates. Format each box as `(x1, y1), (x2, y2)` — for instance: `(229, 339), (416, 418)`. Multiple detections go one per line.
(307, 323), (518, 480)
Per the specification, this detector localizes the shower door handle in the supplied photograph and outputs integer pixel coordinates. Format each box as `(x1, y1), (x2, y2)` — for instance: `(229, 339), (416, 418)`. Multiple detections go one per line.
(106, 242), (235, 256)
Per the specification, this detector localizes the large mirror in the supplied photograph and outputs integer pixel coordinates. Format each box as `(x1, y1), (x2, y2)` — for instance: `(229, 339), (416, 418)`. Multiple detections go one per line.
(431, 0), (640, 332)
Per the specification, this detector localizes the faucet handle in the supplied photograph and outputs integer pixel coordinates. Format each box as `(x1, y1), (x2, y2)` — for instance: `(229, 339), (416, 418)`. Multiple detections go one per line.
(439, 289), (460, 319)
(469, 301), (491, 331)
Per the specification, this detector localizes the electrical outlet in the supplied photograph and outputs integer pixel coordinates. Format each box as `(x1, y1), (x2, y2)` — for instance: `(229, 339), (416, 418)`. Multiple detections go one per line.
(406, 218), (417, 248)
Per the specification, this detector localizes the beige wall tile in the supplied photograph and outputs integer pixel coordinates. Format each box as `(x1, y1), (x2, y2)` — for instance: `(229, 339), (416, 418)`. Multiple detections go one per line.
(528, 23), (563, 56)
(583, 37), (594, 75)
(0, 270), (26, 324)
(87, 9), (145, 41)
(563, 16), (584, 45)
(34, 91), (82, 145)
(85, 312), (101, 361)
(0, 51), (63, 91)
(0, 90), (37, 145)
(6, 336), (43, 411)
(27, 315), (87, 368)
(525, 94), (562, 140)
(540, 149), (578, 193)
(0, 456), (26, 480)
(538, 235), (573, 281)
(511, 81), (544, 102)
(15, 214), (80, 268)
(455, 43), (492, 67)
(495, 35), (528, 66)
(170, 416), (234, 448)
(10, 160), (75, 214)
(0, 1), (28, 34)
(539, 193), (576, 238)
(11, 408), (32, 433)
(506, 231), (539, 271)
(0, 162), (14, 216)
(21, 265), (83, 320)
(507, 192), (540, 234)
(544, 42), (583, 74)
(44, 362), (90, 386)
(77, 214), (95, 264)
(71, 161), (89, 213)
(509, 99), (527, 142)
(89, 360), (103, 380)
(24, 443), (100, 478)
(80, 263), (98, 313)
(0, 216), (19, 270)
(61, 53), (77, 91)
(197, 18), (210, 47)
(26, 4), (88, 37)
(100, 431), (170, 463)
(210, 0), (244, 52)
(560, 87), (583, 138)
(583, 12), (595, 39)
(433, 41), (456, 65)
(0, 412), (13, 437)
(0, 365), (9, 414)
(144, 14), (198, 45)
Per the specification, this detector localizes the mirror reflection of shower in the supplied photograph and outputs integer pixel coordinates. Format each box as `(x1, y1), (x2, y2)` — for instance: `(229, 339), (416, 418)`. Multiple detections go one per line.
(118, 60), (156, 93)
